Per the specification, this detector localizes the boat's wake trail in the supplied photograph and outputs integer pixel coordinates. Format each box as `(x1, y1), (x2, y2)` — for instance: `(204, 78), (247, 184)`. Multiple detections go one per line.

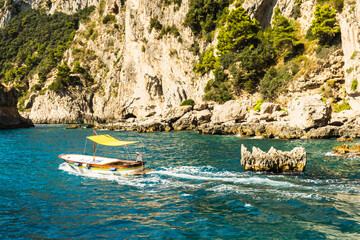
(59, 163), (295, 187)
(154, 166), (297, 188)
(59, 164), (345, 200)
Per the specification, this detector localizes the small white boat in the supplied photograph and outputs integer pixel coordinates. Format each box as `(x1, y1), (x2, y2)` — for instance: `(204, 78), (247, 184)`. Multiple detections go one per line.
(59, 128), (152, 176)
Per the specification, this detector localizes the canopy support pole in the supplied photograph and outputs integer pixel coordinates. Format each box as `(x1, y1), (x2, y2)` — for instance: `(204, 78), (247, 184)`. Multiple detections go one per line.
(93, 120), (95, 161)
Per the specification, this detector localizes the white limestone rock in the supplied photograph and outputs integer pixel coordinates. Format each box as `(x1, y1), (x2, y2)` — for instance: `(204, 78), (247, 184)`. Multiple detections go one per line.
(260, 102), (281, 115)
(241, 144), (306, 173)
(211, 100), (252, 123)
(288, 94), (331, 130)
(29, 90), (94, 123)
(340, 1), (360, 110)
(195, 109), (212, 125)
(161, 105), (193, 123)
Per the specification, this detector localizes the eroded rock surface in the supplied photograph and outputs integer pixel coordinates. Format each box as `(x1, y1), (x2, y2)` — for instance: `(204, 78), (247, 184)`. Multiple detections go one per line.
(241, 144), (307, 173)
(333, 143), (360, 155)
(211, 100), (252, 123)
(288, 94), (331, 130)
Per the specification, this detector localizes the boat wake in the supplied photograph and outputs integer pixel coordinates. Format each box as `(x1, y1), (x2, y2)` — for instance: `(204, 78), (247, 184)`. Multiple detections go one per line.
(59, 163), (358, 201)
(324, 151), (360, 158)
(59, 163), (294, 187)
(154, 166), (297, 188)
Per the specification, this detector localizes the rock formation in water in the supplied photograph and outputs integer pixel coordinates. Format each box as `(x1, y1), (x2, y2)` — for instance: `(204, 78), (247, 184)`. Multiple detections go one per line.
(0, 84), (34, 129)
(240, 144), (307, 173)
(333, 143), (360, 154)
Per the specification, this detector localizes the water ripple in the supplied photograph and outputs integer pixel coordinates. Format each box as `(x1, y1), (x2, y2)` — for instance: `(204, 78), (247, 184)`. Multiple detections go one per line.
(0, 126), (359, 239)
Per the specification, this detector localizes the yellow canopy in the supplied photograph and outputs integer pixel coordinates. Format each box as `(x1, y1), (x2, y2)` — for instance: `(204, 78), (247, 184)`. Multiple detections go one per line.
(87, 135), (139, 146)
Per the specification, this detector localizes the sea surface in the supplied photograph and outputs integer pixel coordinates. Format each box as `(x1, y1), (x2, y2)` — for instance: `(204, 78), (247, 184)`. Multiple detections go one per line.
(0, 125), (359, 239)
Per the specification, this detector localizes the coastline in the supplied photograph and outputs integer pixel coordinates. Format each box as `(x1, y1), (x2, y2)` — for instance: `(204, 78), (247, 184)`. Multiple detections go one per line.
(98, 117), (360, 139)
(61, 97), (360, 140)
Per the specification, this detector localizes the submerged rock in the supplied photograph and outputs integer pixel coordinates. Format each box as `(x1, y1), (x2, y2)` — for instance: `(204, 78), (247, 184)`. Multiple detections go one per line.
(241, 144), (307, 173)
(336, 136), (354, 142)
(333, 143), (360, 154)
(65, 124), (82, 129)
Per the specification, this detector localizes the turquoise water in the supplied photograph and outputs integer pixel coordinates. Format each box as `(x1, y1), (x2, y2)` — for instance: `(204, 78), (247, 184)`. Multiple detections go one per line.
(0, 125), (359, 239)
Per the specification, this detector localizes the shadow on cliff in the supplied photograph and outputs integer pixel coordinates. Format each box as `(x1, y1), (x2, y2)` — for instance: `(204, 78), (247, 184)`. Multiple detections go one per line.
(0, 84), (34, 129)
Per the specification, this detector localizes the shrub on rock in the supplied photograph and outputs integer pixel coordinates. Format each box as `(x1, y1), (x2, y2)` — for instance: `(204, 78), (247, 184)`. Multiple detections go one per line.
(180, 99), (195, 106)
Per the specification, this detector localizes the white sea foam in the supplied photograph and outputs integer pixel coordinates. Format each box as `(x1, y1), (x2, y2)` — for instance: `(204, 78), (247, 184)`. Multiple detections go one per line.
(60, 163), (360, 202)
(270, 189), (330, 201)
(210, 184), (248, 195)
(324, 151), (360, 159)
(59, 163), (201, 190)
(59, 162), (152, 188)
(208, 183), (324, 201)
(155, 166), (297, 188)
(60, 163), (305, 192)
(324, 152), (337, 156)
(244, 203), (252, 208)
(181, 193), (192, 197)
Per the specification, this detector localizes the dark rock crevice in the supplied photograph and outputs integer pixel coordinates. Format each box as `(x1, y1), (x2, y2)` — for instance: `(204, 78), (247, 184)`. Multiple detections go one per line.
(0, 84), (34, 129)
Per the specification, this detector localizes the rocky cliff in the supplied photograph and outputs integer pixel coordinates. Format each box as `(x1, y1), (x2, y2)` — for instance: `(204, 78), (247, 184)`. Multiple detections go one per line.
(0, 84), (34, 128)
(1, 0), (359, 126)
(340, 0), (360, 110)
(22, 0), (208, 123)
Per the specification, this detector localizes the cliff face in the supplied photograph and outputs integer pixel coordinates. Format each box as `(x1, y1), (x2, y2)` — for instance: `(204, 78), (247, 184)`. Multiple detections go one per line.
(340, 0), (360, 110)
(243, 0), (316, 34)
(27, 0), (209, 123)
(1, 0), (359, 123)
(99, 0), (205, 119)
(0, 0), (100, 27)
(0, 84), (34, 128)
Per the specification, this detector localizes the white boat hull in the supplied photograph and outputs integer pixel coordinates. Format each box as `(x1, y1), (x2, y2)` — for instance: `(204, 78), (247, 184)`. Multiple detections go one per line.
(66, 162), (145, 176)
(59, 154), (146, 176)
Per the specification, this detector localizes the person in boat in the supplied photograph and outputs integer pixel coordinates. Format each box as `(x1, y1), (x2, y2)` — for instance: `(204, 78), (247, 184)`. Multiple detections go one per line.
(136, 152), (143, 162)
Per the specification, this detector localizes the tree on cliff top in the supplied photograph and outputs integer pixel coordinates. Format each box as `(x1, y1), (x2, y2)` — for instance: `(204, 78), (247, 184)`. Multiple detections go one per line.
(184, 0), (232, 36)
(270, 7), (303, 60)
(216, 6), (261, 56)
(311, 4), (340, 46)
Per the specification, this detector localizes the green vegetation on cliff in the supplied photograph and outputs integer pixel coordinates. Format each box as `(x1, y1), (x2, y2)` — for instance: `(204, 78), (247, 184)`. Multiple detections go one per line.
(334, 100), (350, 112)
(351, 79), (358, 91)
(310, 4), (340, 46)
(199, 6), (279, 100)
(203, 67), (233, 103)
(216, 6), (260, 55)
(184, 0), (233, 37)
(194, 47), (217, 76)
(185, 2), (339, 103)
(0, 6), (95, 90)
(48, 61), (94, 92)
(149, 17), (181, 42)
(270, 8), (304, 60)
(260, 66), (292, 100)
(180, 99), (195, 106)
